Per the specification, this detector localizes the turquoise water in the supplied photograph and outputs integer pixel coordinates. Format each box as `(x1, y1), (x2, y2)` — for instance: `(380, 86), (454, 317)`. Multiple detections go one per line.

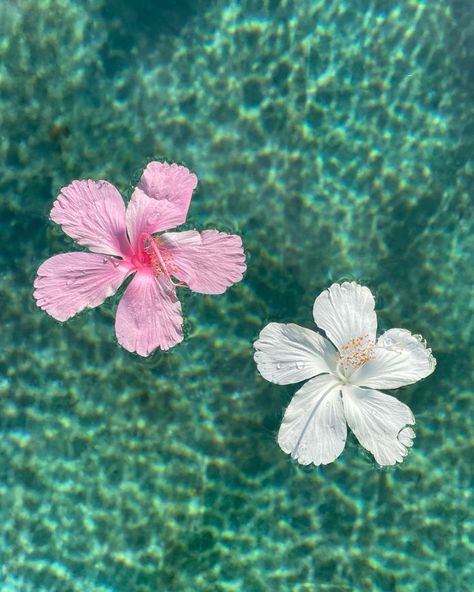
(1, 0), (473, 590)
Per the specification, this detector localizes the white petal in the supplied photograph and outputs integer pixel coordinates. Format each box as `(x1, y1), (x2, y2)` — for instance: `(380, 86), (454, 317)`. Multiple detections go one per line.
(313, 282), (377, 351)
(254, 323), (338, 385)
(342, 385), (415, 466)
(351, 328), (436, 389)
(278, 374), (346, 466)
(398, 426), (416, 448)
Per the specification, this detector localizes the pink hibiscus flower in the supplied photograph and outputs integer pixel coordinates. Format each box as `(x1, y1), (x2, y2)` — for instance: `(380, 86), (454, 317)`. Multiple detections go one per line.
(34, 161), (246, 356)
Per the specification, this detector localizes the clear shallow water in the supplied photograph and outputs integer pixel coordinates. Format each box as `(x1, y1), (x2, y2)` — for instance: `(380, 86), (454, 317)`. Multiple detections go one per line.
(0, 0), (473, 590)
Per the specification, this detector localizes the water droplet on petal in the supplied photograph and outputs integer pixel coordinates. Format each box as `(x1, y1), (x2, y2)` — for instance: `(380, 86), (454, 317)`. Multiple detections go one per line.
(146, 214), (159, 226)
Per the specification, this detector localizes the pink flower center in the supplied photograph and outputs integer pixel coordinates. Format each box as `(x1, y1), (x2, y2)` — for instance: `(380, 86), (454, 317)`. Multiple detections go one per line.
(142, 235), (176, 279)
(133, 234), (175, 282)
(132, 232), (187, 289)
(338, 334), (375, 376)
(131, 232), (189, 289)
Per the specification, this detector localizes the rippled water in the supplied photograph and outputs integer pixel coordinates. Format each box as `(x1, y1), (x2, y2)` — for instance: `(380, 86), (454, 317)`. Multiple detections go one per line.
(0, 1), (473, 590)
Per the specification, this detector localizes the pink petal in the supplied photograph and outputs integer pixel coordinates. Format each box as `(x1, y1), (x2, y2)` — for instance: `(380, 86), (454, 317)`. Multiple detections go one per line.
(115, 272), (183, 356)
(126, 162), (198, 249)
(51, 180), (133, 258)
(34, 252), (132, 321)
(125, 189), (184, 252)
(160, 230), (246, 294)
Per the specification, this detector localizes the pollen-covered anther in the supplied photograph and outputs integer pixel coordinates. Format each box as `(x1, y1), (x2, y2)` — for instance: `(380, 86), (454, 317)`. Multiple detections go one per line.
(144, 236), (176, 278)
(339, 334), (376, 371)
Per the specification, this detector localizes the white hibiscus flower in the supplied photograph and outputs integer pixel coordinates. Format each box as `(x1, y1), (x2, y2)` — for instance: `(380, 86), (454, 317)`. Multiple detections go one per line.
(253, 282), (436, 466)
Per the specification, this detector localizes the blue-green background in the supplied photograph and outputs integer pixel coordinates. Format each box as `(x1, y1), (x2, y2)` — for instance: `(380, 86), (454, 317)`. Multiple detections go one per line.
(0, 0), (473, 590)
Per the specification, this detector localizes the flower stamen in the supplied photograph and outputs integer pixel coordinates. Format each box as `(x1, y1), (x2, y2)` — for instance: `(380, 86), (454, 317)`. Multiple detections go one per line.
(141, 233), (187, 288)
(338, 334), (375, 378)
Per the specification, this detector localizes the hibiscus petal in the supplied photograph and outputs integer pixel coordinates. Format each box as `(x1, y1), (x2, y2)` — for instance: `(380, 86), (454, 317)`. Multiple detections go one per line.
(34, 252), (131, 321)
(160, 230), (246, 294)
(398, 426), (416, 448)
(278, 374), (346, 466)
(51, 180), (133, 258)
(125, 190), (184, 252)
(342, 384), (415, 465)
(312, 281), (377, 350)
(115, 272), (183, 356)
(126, 162), (198, 249)
(351, 328), (436, 389)
(254, 323), (338, 385)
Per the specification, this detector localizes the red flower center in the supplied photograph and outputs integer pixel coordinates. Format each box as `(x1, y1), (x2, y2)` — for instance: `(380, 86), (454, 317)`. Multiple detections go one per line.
(143, 235), (176, 278)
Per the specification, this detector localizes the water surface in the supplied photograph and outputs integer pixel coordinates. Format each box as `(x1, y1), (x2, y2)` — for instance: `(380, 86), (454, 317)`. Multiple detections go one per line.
(0, 0), (473, 590)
